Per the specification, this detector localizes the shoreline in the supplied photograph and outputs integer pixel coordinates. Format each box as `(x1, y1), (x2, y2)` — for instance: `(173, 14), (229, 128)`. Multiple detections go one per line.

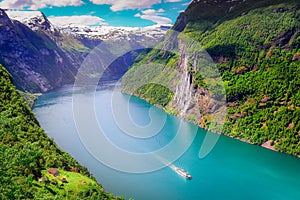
(125, 92), (290, 156)
(36, 84), (293, 158)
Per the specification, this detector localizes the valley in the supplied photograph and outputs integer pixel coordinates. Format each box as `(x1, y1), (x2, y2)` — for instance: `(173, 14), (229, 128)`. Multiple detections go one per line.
(0, 0), (300, 199)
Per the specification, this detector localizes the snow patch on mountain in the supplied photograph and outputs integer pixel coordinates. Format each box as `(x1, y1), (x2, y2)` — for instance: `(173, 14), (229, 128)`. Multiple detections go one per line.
(59, 23), (171, 40)
(5, 10), (170, 41)
(5, 10), (42, 21)
(6, 10), (56, 32)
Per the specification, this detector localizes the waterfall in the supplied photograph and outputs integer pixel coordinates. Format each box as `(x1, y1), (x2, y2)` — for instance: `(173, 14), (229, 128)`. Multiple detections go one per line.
(173, 49), (194, 117)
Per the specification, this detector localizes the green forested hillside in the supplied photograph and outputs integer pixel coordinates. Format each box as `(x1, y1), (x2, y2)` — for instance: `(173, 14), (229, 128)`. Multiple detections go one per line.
(188, 2), (300, 155)
(0, 64), (122, 199)
(124, 1), (300, 156)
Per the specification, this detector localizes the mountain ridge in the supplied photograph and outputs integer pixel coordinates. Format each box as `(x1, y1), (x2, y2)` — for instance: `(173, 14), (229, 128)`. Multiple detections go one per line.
(0, 9), (168, 93)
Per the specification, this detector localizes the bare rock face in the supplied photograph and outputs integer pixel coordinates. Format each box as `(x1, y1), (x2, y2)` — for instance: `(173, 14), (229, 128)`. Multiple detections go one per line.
(0, 9), (78, 92)
(167, 35), (226, 130)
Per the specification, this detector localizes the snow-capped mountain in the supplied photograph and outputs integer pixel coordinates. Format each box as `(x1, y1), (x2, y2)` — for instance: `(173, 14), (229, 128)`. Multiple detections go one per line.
(1, 9), (170, 93)
(6, 10), (57, 33)
(5, 10), (170, 42)
(58, 24), (171, 41)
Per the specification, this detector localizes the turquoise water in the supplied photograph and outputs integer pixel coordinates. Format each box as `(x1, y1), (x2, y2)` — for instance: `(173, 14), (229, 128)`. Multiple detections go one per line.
(33, 83), (300, 200)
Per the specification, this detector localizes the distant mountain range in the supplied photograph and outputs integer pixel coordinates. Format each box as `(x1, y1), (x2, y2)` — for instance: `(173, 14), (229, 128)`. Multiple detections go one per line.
(0, 9), (169, 93)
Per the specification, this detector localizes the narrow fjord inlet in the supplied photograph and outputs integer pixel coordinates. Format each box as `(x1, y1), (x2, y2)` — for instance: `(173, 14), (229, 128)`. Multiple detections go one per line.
(33, 84), (300, 200)
(0, 0), (300, 199)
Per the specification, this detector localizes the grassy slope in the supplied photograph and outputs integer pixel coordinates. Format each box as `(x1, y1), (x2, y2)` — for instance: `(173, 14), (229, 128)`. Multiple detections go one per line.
(124, 1), (300, 156)
(18, 90), (41, 108)
(0, 64), (122, 199)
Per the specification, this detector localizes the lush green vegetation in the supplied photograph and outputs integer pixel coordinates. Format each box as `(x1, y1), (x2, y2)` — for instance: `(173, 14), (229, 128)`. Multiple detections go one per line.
(124, 1), (300, 156)
(18, 90), (41, 108)
(122, 61), (177, 107)
(0, 64), (122, 199)
(189, 3), (300, 156)
(134, 83), (174, 107)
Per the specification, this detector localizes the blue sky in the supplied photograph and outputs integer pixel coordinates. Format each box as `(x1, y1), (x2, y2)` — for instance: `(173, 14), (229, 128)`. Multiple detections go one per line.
(0, 0), (191, 27)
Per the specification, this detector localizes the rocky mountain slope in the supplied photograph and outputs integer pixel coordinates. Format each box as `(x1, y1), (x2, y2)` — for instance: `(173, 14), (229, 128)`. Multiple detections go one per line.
(0, 9), (75, 92)
(122, 0), (300, 156)
(0, 9), (168, 93)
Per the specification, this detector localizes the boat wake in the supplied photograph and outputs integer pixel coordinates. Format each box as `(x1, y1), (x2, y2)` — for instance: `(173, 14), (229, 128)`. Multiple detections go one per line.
(156, 155), (192, 180)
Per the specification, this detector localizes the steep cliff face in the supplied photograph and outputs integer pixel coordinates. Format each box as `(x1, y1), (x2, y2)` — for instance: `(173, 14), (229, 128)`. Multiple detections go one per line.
(166, 37), (225, 130)
(0, 9), (80, 92)
(123, 0), (300, 156)
(172, 49), (193, 117)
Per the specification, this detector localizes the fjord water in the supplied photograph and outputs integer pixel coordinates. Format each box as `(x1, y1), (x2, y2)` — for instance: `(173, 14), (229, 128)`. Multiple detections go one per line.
(33, 83), (300, 200)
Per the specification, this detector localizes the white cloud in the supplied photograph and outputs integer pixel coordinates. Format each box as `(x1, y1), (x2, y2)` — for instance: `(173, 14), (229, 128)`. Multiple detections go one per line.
(91, 0), (159, 11)
(90, 0), (181, 11)
(139, 15), (172, 24)
(142, 9), (158, 15)
(134, 9), (172, 25)
(0, 0), (83, 10)
(0, 0), (183, 11)
(48, 15), (105, 27)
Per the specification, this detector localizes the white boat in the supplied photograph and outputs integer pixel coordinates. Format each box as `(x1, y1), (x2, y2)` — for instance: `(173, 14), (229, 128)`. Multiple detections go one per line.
(175, 168), (192, 180)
